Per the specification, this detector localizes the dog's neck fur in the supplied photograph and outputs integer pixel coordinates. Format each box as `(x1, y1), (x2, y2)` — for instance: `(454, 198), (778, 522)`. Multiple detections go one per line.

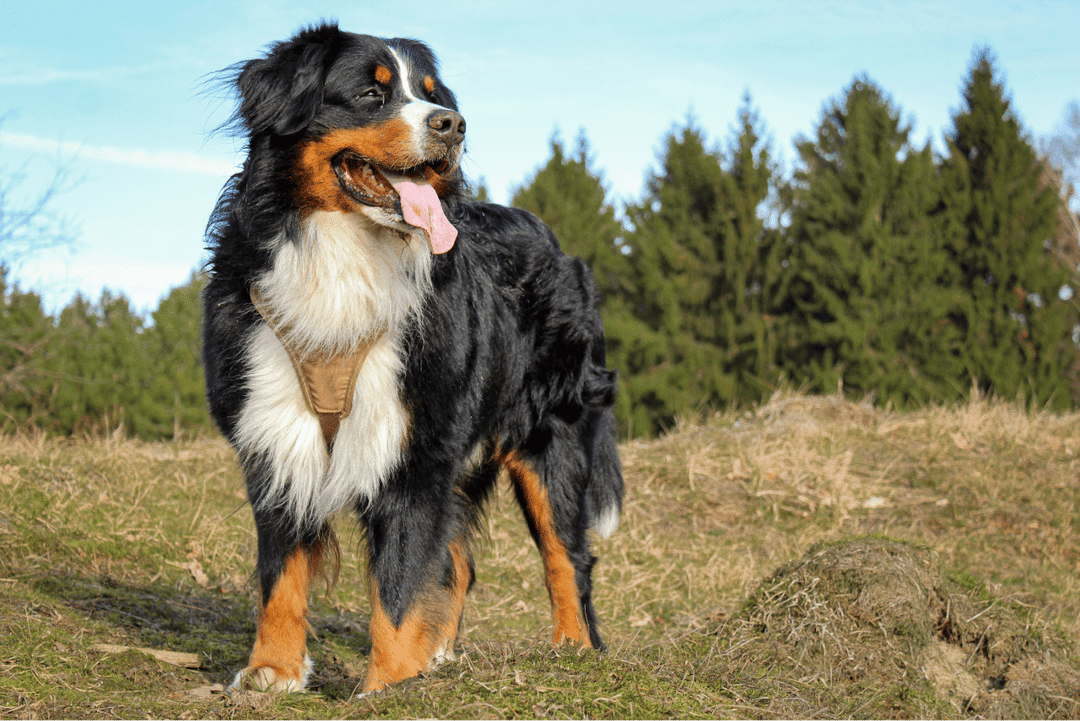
(248, 210), (433, 446)
(254, 210), (434, 356)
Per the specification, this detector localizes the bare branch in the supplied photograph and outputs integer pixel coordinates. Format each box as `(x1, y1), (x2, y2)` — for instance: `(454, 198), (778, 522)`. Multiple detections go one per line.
(0, 115), (80, 268)
(1042, 101), (1080, 212)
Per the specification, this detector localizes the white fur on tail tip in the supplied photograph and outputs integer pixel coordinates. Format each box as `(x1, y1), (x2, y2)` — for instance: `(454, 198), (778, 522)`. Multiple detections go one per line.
(593, 504), (620, 539)
(229, 655), (313, 693)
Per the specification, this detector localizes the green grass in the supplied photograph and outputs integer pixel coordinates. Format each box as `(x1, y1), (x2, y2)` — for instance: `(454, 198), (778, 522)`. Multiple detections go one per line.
(2, 390), (1080, 718)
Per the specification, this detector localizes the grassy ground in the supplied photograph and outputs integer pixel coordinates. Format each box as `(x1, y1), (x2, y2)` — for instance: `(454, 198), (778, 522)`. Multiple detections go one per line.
(1, 389), (1079, 719)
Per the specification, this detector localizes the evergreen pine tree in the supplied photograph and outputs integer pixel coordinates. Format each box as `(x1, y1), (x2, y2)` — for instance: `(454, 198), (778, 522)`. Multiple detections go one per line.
(49, 290), (146, 435)
(49, 293), (97, 434)
(777, 76), (961, 405)
(471, 177), (490, 202)
(939, 49), (1077, 407)
(135, 271), (211, 438)
(623, 107), (780, 434)
(0, 267), (54, 429)
(716, 95), (784, 401)
(1, 272), (212, 439)
(624, 119), (730, 433)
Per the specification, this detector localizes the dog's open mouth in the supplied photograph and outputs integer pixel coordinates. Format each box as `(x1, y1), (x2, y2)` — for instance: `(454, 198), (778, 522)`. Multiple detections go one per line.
(332, 151), (458, 254)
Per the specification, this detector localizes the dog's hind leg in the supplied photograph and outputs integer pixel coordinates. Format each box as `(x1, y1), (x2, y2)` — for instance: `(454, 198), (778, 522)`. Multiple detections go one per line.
(502, 440), (604, 650)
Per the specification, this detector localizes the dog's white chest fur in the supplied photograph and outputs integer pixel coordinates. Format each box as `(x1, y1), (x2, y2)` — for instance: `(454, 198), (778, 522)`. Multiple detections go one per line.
(233, 211), (432, 525)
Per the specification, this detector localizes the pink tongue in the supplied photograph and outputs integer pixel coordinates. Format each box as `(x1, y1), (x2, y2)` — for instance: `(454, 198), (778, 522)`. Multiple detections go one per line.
(393, 180), (458, 254)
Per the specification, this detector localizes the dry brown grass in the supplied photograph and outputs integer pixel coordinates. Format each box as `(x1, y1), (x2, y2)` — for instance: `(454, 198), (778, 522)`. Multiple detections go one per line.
(601, 389), (1080, 639)
(1, 389), (1079, 718)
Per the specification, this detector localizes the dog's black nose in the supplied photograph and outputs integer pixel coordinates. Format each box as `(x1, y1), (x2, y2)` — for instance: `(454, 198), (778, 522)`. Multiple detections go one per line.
(428, 109), (466, 146)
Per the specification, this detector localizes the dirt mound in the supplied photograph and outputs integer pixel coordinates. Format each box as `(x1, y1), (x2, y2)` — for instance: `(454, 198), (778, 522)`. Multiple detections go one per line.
(723, 537), (1080, 718)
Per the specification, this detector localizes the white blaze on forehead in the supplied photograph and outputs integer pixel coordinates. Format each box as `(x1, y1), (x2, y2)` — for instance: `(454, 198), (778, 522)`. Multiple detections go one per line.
(388, 46), (445, 146)
(388, 46), (420, 101)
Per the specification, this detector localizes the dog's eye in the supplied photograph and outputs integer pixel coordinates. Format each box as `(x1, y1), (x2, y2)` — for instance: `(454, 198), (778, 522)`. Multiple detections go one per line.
(352, 89), (387, 109)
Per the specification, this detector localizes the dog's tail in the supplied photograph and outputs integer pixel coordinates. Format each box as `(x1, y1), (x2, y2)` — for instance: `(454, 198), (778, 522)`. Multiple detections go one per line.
(586, 408), (624, 539)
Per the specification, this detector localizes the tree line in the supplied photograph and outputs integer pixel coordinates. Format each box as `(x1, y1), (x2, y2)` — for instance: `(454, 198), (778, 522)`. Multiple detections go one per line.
(1, 48), (1078, 439)
(0, 270), (209, 437)
(515, 49), (1080, 436)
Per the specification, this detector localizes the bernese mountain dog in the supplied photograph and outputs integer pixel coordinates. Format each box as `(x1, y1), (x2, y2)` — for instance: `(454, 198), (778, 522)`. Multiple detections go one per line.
(202, 22), (623, 693)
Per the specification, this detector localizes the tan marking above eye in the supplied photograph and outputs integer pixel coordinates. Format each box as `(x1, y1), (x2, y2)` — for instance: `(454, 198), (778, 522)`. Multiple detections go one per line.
(375, 65), (392, 85)
(423, 76), (435, 94)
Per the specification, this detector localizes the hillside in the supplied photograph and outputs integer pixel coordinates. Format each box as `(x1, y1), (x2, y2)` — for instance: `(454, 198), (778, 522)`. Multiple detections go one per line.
(1, 390), (1078, 718)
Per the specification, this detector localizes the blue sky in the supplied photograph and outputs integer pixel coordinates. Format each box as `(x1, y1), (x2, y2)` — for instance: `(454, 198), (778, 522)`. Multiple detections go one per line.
(2, 0), (1078, 315)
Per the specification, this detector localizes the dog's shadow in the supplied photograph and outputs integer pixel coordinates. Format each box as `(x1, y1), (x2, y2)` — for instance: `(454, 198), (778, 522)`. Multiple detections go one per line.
(31, 570), (372, 698)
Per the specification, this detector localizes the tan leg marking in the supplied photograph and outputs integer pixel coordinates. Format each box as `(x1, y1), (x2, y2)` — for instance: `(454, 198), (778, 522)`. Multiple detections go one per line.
(231, 546), (320, 692)
(361, 537), (471, 692)
(502, 451), (588, 645)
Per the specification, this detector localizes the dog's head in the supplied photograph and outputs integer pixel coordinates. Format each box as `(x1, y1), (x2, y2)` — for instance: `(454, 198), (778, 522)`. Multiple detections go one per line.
(227, 23), (465, 240)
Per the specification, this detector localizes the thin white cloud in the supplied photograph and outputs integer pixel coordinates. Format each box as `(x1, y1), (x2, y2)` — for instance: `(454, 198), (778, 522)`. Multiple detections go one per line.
(0, 132), (237, 176)
(0, 55), (202, 87)
(0, 65), (111, 85)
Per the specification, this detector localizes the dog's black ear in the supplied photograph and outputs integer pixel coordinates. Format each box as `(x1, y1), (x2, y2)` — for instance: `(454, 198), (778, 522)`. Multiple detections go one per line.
(236, 24), (343, 136)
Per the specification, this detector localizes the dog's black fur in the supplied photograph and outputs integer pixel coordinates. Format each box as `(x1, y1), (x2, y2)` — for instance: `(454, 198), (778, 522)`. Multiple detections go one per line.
(202, 22), (622, 691)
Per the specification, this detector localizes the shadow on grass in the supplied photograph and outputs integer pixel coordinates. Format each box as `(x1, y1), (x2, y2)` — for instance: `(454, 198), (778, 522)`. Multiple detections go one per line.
(31, 571), (255, 684)
(28, 570), (375, 700)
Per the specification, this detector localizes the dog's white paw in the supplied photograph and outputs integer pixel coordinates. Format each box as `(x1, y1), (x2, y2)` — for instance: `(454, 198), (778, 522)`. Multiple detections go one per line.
(229, 655), (312, 693)
(429, 641), (457, 669)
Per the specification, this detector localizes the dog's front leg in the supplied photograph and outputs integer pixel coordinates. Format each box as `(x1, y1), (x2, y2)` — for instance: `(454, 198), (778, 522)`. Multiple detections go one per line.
(231, 506), (332, 693)
(359, 493), (473, 692)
